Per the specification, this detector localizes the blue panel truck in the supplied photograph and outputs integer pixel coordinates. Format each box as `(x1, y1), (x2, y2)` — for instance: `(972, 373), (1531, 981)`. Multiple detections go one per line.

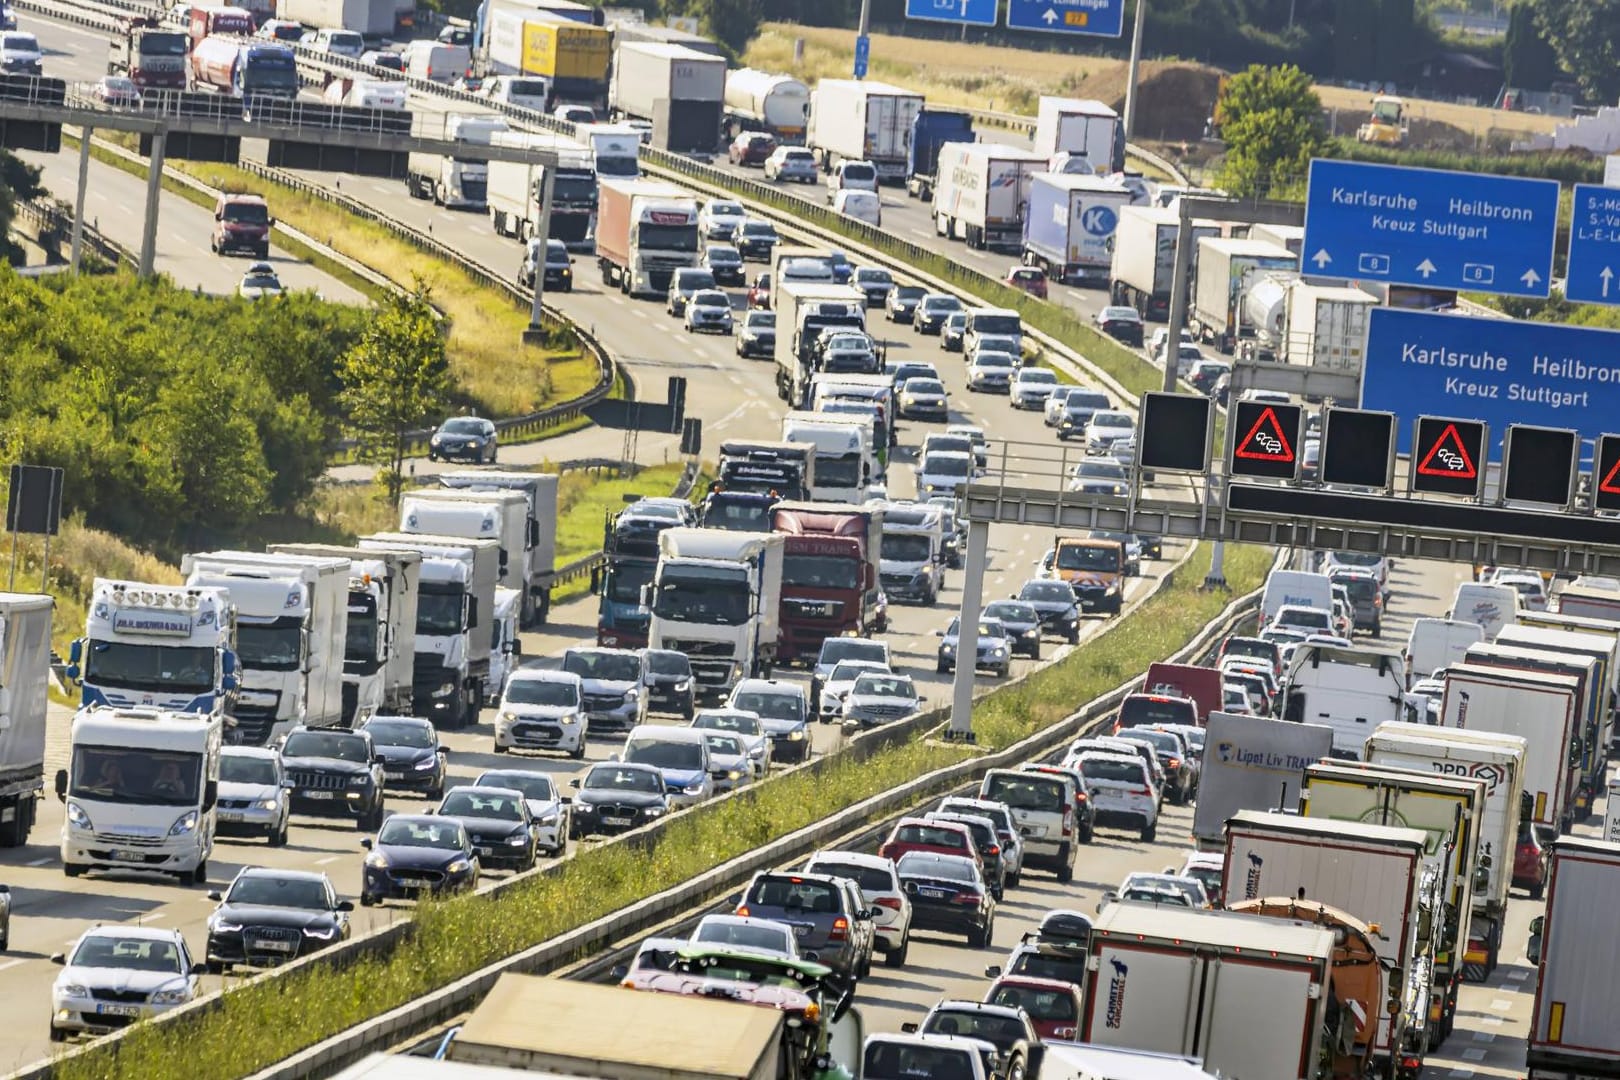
(904, 107), (974, 202)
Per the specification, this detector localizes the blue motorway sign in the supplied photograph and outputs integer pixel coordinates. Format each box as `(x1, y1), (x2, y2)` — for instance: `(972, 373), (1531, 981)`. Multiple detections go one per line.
(1566, 184), (1620, 305)
(1303, 159), (1559, 299)
(853, 34), (870, 79)
(904, 0), (997, 27)
(1361, 307), (1620, 459)
(1006, 0), (1125, 36)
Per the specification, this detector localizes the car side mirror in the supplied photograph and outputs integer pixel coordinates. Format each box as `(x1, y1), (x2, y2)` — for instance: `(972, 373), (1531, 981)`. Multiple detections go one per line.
(206, 890), (224, 902)
(983, 964), (1002, 978)
(610, 964), (628, 980)
(203, 780), (217, 812)
(900, 1021), (920, 1034)
(560, 796), (572, 805)
(336, 900), (355, 913)
(50, 953), (66, 966)
(54, 769), (67, 802)
(439, 745), (450, 755)
(268, 217), (276, 227)
(934, 629), (944, 637)
(214, 212), (223, 221)
(361, 838), (373, 850)
(1530, 915), (1545, 936)
(190, 962), (208, 975)
(372, 756), (387, 766)
(726, 892), (742, 906)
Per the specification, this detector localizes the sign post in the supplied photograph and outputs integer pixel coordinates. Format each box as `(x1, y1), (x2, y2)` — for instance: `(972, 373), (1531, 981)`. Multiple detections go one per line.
(853, 34), (870, 78)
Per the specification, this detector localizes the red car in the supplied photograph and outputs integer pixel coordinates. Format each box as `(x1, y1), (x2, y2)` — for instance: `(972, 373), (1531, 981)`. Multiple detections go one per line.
(1514, 821), (1548, 899)
(728, 131), (778, 167)
(984, 974), (1083, 1041)
(877, 817), (983, 874)
(1005, 266), (1048, 299)
(747, 272), (772, 310)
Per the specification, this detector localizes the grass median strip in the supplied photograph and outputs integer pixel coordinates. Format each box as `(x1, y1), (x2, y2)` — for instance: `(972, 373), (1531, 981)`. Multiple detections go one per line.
(62, 537), (1273, 1080)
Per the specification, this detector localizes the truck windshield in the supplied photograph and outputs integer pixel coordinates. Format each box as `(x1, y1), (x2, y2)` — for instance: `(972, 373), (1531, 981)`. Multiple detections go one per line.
(416, 586), (465, 636)
(552, 175), (598, 205)
(1056, 545), (1119, 571)
(605, 559), (654, 604)
(635, 223), (698, 252)
(70, 747), (202, 807)
(782, 554), (860, 590)
(653, 573), (750, 626)
(864, 1043), (978, 1080)
(83, 641), (214, 694)
(246, 66), (299, 94)
(882, 534), (933, 563)
(344, 611), (378, 664)
(235, 620), (301, 671)
(596, 155), (638, 178)
(814, 453), (862, 488)
(140, 32), (187, 54)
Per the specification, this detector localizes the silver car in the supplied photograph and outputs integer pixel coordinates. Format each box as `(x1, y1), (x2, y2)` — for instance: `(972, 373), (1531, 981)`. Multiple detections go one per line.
(215, 746), (290, 845)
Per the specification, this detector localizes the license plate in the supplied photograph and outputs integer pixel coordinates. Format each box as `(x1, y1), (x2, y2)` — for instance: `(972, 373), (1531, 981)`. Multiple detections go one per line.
(383, 771), (404, 781)
(304, 790), (335, 800)
(251, 938), (294, 953)
(476, 846), (493, 856)
(218, 811), (245, 823)
(919, 887), (949, 899)
(396, 877), (428, 889)
(602, 816), (633, 827)
(96, 1004), (141, 1017)
(792, 924), (812, 938)
(111, 849), (144, 862)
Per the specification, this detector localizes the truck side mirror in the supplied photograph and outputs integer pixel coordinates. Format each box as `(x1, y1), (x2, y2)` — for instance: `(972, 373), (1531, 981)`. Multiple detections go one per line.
(222, 650), (236, 675)
(54, 769), (67, 802)
(590, 566), (601, 596)
(639, 584), (653, 608)
(68, 639), (82, 664)
(466, 597), (479, 627)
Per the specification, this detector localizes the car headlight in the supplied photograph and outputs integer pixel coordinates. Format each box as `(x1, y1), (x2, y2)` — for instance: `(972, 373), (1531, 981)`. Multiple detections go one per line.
(499, 710), (517, 724)
(436, 681), (456, 697)
(624, 688), (639, 703)
(506, 833), (529, 846)
(446, 859), (472, 874)
(1022, 628), (1038, 638)
(169, 810), (198, 837)
(991, 646), (1007, 657)
(673, 680), (691, 692)
(727, 770), (742, 781)
(66, 800), (92, 830)
(430, 435), (443, 445)
(150, 984), (192, 1006)
(57, 983), (90, 1000)
(413, 756), (437, 770)
(645, 806), (666, 817)
(683, 782), (705, 795)
(302, 925), (339, 940)
(210, 920), (243, 934)
(365, 852), (388, 869)
(787, 728), (806, 741)
(941, 643), (956, 655)
(348, 774), (370, 786)
(536, 810), (559, 825)
(254, 798), (279, 810)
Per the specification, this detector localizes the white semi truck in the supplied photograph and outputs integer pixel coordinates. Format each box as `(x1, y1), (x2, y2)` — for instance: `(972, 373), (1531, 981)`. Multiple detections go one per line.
(1021, 172), (1134, 286)
(1191, 236), (1297, 353)
(484, 131), (598, 248)
(440, 470), (561, 627)
(0, 593), (52, 847)
(70, 580), (236, 717)
(181, 552), (349, 746)
(400, 488), (532, 638)
(266, 544), (421, 723)
(407, 112), (509, 209)
(1189, 710), (1334, 848)
(595, 177), (699, 298)
(1108, 204), (1220, 322)
(806, 79), (924, 183)
(930, 141), (1047, 251)
(649, 528), (784, 701)
(781, 411), (879, 505)
(773, 280), (867, 408)
(1526, 837), (1620, 1080)
(56, 705), (223, 883)
(1031, 96), (1124, 174)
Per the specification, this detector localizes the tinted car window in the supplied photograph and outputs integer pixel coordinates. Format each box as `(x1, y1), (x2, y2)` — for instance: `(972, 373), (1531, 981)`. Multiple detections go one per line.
(989, 986), (1077, 1021)
(748, 877), (841, 912)
(896, 824), (968, 850)
(807, 860), (893, 894)
(983, 775), (1063, 811)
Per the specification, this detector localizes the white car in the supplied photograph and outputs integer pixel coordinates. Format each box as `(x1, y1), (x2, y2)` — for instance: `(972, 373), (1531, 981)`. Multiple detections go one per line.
(947, 424), (989, 467)
(309, 27), (364, 57)
(966, 350), (1019, 393)
(1272, 603), (1334, 636)
(1084, 410), (1136, 456)
(684, 289), (734, 335)
(1010, 368), (1060, 409)
(691, 708), (771, 778)
(917, 450), (975, 498)
(698, 199), (747, 239)
(803, 849), (913, 966)
(1150, 326), (1196, 363)
(819, 659), (892, 718)
(494, 668), (586, 759)
(1493, 571), (1548, 611)
(699, 731), (753, 793)
(835, 189), (882, 226)
(0, 30), (43, 75)
(841, 672), (923, 727)
(690, 914), (798, 958)
(1073, 751), (1159, 841)
(50, 926), (202, 1042)
(1044, 386), (1084, 426)
(237, 261), (283, 299)
(474, 768), (571, 856)
(216, 746), (290, 846)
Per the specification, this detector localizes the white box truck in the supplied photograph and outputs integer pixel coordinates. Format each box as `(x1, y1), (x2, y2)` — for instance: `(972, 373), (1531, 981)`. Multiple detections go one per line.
(781, 411), (879, 505)
(1189, 710), (1334, 847)
(1441, 662), (1581, 836)
(1080, 902), (1337, 1080)
(1497, 622), (1620, 796)
(1192, 236), (1297, 353)
(400, 487), (532, 652)
(1222, 810), (1436, 1072)
(440, 470), (561, 626)
(1302, 761), (1488, 1046)
(181, 551), (349, 746)
(1108, 205), (1219, 322)
(274, 0), (397, 34)
(0, 593), (51, 847)
(608, 42), (725, 154)
(266, 544), (420, 723)
(1279, 282), (1375, 374)
(484, 131), (598, 248)
(1032, 96), (1123, 174)
(1527, 837), (1620, 1080)
(1365, 722), (1528, 981)
(806, 79), (924, 183)
(1281, 645), (1422, 758)
(1512, 611), (1620, 753)
(1022, 172), (1134, 285)
(773, 280), (867, 408)
(1554, 579), (1620, 623)
(930, 141), (1047, 251)
(649, 529), (784, 700)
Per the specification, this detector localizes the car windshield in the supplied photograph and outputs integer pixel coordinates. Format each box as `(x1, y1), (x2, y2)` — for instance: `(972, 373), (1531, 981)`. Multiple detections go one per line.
(741, 222), (776, 237)
(1011, 952), (1085, 983)
(626, 738), (704, 770)
(830, 660), (881, 683)
(1069, 392), (1111, 411)
(983, 775), (1063, 811)
(1020, 581), (1075, 604)
(818, 641), (885, 668)
(70, 936), (182, 973)
(703, 733), (744, 757)
(477, 771), (555, 801)
(218, 754), (277, 786)
(1056, 544), (1119, 570)
(439, 790), (523, 820)
(852, 674), (914, 698)
(882, 533), (933, 563)
(745, 313), (776, 328)
(692, 290), (729, 307)
(894, 286), (925, 301)
(857, 269), (892, 285)
(948, 618), (1004, 639)
(378, 819), (464, 849)
(1093, 412), (1134, 430)
(705, 248), (740, 264)
(281, 732), (370, 763)
(226, 874), (330, 909)
(1122, 730), (1179, 756)
(990, 984), (1076, 1021)
(1332, 552), (1383, 567)
(564, 651), (641, 682)
(242, 273), (279, 289)
(645, 651), (691, 677)
(1102, 307), (1138, 320)
(975, 353), (1017, 369)
(927, 1011), (1026, 1048)
(923, 295), (961, 311)
(865, 1044), (980, 1080)
(710, 202), (742, 216)
(1018, 371), (1057, 386)
(585, 766), (663, 793)
(1080, 757), (1144, 783)
(731, 691), (803, 722)
(363, 719), (434, 748)
(925, 455), (970, 477)
(984, 602), (1036, 624)
(896, 852), (974, 880)
(904, 379), (944, 395)
(440, 418), (486, 435)
(695, 712), (761, 735)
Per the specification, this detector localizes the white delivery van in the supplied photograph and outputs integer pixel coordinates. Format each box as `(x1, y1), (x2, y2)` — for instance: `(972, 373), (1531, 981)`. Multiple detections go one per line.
(1449, 582), (1520, 641)
(1260, 569), (1334, 630)
(1405, 617), (1485, 684)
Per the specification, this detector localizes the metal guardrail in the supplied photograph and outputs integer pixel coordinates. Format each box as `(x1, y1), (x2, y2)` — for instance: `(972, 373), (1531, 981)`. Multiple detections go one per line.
(14, 195), (134, 268)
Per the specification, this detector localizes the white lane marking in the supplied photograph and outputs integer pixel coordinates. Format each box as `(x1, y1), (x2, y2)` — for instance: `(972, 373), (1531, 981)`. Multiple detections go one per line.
(713, 400), (756, 430)
(632, 308), (649, 319)
(0, 958), (27, 973)
(1505, 968), (1530, 980)
(1489, 998), (1514, 1011)
(1482, 1016), (1504, 1027)
(314, 855), (341, 865)
(1471, 1032), (1495, 1043)
(1462, 1049), (1488, 1061)
(25, 857), (51, 867)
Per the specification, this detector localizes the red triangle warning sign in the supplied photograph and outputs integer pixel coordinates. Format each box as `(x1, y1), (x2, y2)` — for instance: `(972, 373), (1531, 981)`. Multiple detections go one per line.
(1416, 423), (1479, 479)
(1234, 407), (1295, 462)
(1601, 453), (1620, 496)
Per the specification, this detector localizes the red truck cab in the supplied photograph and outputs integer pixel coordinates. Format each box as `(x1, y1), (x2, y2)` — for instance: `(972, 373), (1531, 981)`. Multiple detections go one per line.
(771, 502), (881, 663)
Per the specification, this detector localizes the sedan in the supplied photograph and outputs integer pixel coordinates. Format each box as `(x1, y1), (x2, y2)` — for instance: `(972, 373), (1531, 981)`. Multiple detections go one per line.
(518, 237), (572, 291)
(698, 198), (747, 240)
(728, 131), (777, 167)
(49, 927), (202, 1042)
(914, 293), (963, 334)
(1010, 368), (1060, 410)
(852, 266), (896, 307)
(1005, 265), (1048, 299)
(941, 312), (968, 351)
(842, 672), (922, 728)
(205, 867), (352, 972)
(886, 284), (927, 323)
(215, 746), (290, 846)
(475, 768), (571, 856)
(358, 714), (447, 797)
(902, 1000), (1039, 1080)
(91, 74), (141, 108)
(701, 243), (746, 286)
(732, 220), (780, 262)
(434, 785), (538, 871)
(896, 851), (995, 947)
(937, 616), (1012, 677)
(982, 600), (1044, 659)
(897, 377), (949, 421)
(1055, 389), (1114, 440)
(569, 762), (670, 838)
(700, 732), (753, 793)
(684, 289), (734, 335)
(359, 814), (479, 906)
(763, 146), (817, 183)
(1093, 305), (1144, 346)
(966, 350), (1019, 393)
(736, 311), (776, 359)
(428, 415), (497, 464)
(692, 708), (771, 778)
(1016, 578), (1082, 644)
(1044, 386), (1084, 427)
(237, 261), (283, 299)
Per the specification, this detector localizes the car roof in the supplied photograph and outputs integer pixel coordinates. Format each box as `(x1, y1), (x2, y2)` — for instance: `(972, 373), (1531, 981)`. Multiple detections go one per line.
(383, 812), (460, 829)
(221, 745), (279, 759)
(75, 923), (185, 944)
(510, 668), (581, 683)
(236, 866), (329, 883)
(443, 784), (527, 801)
(626, 724), (707, 744)
(733, 678), (806, 697)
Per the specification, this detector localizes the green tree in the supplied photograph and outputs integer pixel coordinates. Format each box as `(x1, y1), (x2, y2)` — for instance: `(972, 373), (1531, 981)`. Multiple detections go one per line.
(1531, 0), (1620, 105)
(1215, 64), (1325, 199)
(0, 149), (43, 261)
(337, 284), (453, 507)
(1505, 0), (1560, 91)
(696, 0), (760, 57)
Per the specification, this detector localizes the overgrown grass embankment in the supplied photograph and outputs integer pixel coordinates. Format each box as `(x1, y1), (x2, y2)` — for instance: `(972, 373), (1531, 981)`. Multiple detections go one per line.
(4, 522), (180, 657)
(62, 536), (1274, 1080)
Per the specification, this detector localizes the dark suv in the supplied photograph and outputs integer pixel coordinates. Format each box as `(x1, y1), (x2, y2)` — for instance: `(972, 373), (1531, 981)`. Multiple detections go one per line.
(733, 870), (876, 978)
(279, 727), (385, 831)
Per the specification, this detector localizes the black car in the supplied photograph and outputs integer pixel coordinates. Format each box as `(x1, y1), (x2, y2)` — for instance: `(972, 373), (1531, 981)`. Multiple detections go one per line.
(902, 1001), (1040, 1080)
(927, 812), (1008, 900)
(1015, 579), (1081, 644)
(732, 220), (780, 261)
(913, 293), (963, 334)
(279, 727), (386, 831)
(981, 600), (1043, 660)
(1092, 305), (1145, 347)
(357, 714), (447, 797)
(359, 813), (479, 906)
(702, 243), (747, 286)
(519, 237), (573, 291)
(643, 648), (695, 719)
(204, 867), (352, 971)
(729, 681), (812, 764)
(896, 851), (995, 947)
(427, 415), (497, 464)
(1137, 534), (1163, 560)
(435, 786), (538, 871)
(885, 285), (927, 324)
(569, 762), (670, 838)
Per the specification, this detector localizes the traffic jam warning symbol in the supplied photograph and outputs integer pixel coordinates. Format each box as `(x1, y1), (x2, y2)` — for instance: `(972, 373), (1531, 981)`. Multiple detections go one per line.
(1597, 435), (1620, 514)
(1229, 400), (1302, 480)
(1411, 416), (1486, 498)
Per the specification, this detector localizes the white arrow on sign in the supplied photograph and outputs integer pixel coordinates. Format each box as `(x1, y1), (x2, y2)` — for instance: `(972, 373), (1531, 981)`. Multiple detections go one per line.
(1521, 268), (1542, 288)
(1311, 249), (1332, 269)
(1416, 258), (1437, 279)
(1602, 266), (1614, 298)
(1042, 6), (1058, 23)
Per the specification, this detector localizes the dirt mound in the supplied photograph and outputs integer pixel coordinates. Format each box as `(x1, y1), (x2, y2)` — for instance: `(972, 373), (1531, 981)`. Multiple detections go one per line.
(1062, 61), (1223, 143)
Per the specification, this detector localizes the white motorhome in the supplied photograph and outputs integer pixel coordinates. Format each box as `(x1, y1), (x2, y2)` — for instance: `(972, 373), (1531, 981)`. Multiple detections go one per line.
(0, 593), (52, 848)
(56, 706), (223, 882)
(487, 587), (522, 696)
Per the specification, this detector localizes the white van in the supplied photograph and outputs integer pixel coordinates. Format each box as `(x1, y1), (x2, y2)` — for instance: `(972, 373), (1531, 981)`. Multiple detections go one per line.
(826, 159), (879, 203)
(834, 189), (881, 227)
(1404, 617), (1484, 684)
(1259, 569), (1334, 630)
(963, 307), (1023, 359)
(403, 40), (470, 84)
(484, 75), (551, 112)
(1449, 582), (1520, 641)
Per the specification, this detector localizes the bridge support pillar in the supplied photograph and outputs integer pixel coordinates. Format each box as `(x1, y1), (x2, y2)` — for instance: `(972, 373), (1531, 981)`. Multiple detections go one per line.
(138, 130), (166, 279)
(948, 519), (990, 742)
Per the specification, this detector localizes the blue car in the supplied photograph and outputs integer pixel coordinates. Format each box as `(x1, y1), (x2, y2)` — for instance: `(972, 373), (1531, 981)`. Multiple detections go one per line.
(360, 814), (479, 906)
